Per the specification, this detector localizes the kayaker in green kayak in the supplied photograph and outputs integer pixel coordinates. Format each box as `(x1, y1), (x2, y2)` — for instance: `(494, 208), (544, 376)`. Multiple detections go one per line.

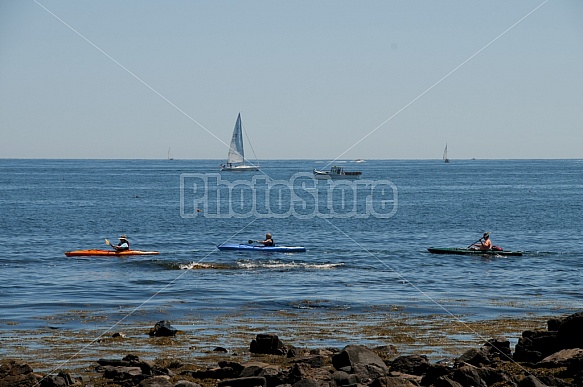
(113, 235), (130, 251)
(471, 232), (492, 251)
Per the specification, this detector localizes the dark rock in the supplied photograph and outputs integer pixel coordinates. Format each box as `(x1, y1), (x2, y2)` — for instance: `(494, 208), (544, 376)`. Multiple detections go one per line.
(287, 347), (299, 358)
(239, 363), (269, 377)
(351, 362), (386, 382)
(149, 320), (178, 337)
(102, 365), (145, 383)
(291, 379), (319, 387)
(433, 375), (464, 387)
(390, 354), (429, 375)
(536, 348), (583, 369)
(218, 361), (246, 376)
(483, 336), (512, 360)
(124, 354), (141, 362)
(556, 311), (583, 350)
(217, 376), (267, 387)
(214, 347), (229, 353)
(0, 359), (41, 387)
(289, 363), (313, 384)
(373, 345), (399, 362)
(517, 375), (548, 387)
(369, 376), (418, 387)
(331, 370), (358, 386)
(250, 334), (287, 355)
(237, 362), (284, 386)
(180, 366), (241, 380)
(514, 330), (559, 363)
(513, 338), (543, 363)
(457, 348), (491, 367)
(447, 365), (512, 387)
(331, 344), (387, 373)
(98, 358), (132, 367)
(140, 375), (173, 386)
(420, 363), (451, 386)
(98, 355), (154, 375)
(174, 381), (202, 387)
(291, 355), (325, 368)
(39, 372), (80, 387)
(547, 318), (562, 331)
(449, 365), (488, 387)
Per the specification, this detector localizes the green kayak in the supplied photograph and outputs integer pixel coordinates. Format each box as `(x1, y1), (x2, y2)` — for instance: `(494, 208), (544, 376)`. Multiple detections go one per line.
(427, 247), (523, 256)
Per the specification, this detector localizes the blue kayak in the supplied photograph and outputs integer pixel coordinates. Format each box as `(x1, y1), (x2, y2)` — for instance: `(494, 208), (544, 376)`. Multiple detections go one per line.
(217, 243), (306, 253)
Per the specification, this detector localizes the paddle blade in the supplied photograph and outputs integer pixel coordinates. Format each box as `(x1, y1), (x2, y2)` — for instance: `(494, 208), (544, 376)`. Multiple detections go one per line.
(105, 239), (110, 245)
(248, 240), (254, 244)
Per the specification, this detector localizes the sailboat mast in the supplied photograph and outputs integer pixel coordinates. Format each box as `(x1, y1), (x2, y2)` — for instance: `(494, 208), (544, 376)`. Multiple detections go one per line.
(443, 143), (449, 163)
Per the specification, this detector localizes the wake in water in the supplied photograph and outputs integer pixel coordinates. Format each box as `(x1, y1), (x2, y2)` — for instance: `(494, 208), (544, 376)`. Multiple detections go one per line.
(179, 260), (344, 270)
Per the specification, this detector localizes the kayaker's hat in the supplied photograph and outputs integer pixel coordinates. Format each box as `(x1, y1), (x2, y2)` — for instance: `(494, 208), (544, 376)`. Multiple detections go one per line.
(483, 232), (490, 238)
(266, 233), (272, 238)
(119, 235), (128, 240)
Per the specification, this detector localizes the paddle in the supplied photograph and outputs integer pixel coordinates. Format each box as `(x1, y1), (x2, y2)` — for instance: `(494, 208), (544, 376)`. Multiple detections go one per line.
(105, 239), (117, 251)
(467, 238), (482, 249)
(248, 240), (257, 244)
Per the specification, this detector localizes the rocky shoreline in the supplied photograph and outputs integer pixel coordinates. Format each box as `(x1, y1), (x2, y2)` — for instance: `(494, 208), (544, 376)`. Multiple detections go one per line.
(2, 312), (583, 387)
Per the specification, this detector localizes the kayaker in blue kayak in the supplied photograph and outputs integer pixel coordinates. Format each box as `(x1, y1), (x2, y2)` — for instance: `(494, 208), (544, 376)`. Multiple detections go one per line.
(472, 232), (492, 251)
(113, 235), (130, 251)
(256, 233), (274, 247)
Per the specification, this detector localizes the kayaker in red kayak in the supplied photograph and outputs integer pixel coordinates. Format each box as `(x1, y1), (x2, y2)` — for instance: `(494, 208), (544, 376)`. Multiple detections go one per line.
(113, 235), (130, 251)
(472, 232), (492, 251)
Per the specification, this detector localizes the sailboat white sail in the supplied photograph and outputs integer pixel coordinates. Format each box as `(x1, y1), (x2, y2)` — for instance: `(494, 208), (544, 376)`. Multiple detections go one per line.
(220, 113), (259, 171)
(443, 143), (450, 163)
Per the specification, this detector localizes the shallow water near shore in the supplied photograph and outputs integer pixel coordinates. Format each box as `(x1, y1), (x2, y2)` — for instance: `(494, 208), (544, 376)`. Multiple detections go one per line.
(1, 159), (582, 369)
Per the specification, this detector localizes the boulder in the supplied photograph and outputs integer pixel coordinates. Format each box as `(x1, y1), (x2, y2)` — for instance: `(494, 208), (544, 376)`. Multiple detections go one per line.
(390, 354), (429, 375)
(250, 334), (287, 355)
(331, 370), (358, 386)
(291, 379), (319, 387)
(420, 363), (452, 386)
(218, 361), (245, 376)
(483, 336), (512, 360)
(38, 372), (79, 387)
(369, 376), (419, 387)
(536, 348), (583, 369)
(139, 375), (173, 386)
(217, 376), (267, 387)
(98, 354), (154, 375)
(456, 348), (491, 367)
(556, 311), (583, 349)
(517, 375), (547, 387)
(331, 344), (387, 372)
(0, 360), (41, 387)
(514, 330), (559, 363)
(174, 381), (202, 387)
(290, 355), (325, 368)
(149, 321), (178, 337)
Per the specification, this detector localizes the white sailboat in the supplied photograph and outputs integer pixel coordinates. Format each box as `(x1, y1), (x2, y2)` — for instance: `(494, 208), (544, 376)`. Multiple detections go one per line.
(443, 143), (450, 163)
(220, 113), (259, 172)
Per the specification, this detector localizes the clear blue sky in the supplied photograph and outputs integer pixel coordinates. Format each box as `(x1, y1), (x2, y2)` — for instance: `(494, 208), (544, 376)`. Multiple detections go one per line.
(1, 0), (582, 159)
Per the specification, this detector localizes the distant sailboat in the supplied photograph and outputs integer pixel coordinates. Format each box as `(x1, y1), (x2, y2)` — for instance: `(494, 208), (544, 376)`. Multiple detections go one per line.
(167, 147), (174, 160)
(220, 113), (259, 171)
(443, 143), (450, 163)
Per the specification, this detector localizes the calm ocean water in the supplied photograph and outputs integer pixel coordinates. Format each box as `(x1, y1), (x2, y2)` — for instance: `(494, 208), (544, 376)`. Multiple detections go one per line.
(1, 159), (582, 361)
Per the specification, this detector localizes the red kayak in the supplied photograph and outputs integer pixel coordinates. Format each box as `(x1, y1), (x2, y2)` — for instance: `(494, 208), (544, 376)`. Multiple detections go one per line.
(64, 249), (159, 257)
